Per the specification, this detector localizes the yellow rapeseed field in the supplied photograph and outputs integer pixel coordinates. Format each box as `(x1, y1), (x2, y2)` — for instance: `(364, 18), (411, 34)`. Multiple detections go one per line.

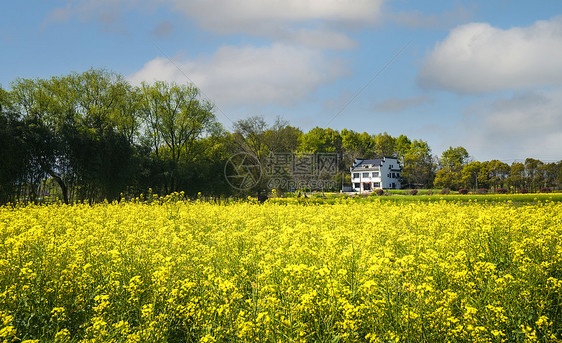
(1, 196), (561, 342)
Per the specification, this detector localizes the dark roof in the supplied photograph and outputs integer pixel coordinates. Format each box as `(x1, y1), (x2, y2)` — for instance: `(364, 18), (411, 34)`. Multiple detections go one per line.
(359, 159), (382, 166)
(351, 159), (382, 170)
(351, 157), (401, 171)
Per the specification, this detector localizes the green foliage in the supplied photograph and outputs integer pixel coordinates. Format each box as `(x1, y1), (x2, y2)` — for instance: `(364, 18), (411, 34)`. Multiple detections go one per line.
(2, 70), (562, 204)
(298, 127), (342, 153)
(440, 146), (469, 169)
(139, 81), (216, 193)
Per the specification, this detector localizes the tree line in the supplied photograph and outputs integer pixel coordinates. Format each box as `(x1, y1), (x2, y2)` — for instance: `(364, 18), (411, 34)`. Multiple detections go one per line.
(0, 69), (229, 204)
(433, 146), (562, 192)
(1, 69), (560, 204)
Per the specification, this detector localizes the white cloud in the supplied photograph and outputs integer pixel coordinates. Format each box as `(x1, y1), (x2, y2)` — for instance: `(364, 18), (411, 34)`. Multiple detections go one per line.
(372, 95), (432, 112)
(44, 0), (383, 49)
(419, 17), (562, 93)
(461, 89), (562, 160)
(391, 5), (474, 30)
(152, 20), (174, 38)
(128, 43), (348, 107)
(42, 3), (73, 26)
(169, 0), (384, 32)
(168, 0), (384, 50)
(278, 28), (357, 50)
(42, 0), (135, 33)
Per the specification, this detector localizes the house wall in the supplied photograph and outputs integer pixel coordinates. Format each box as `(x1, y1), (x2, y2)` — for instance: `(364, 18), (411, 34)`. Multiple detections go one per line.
(350, 157), (401, 192)
(380, 158), (401, 190)
(351, 169), (382, 192)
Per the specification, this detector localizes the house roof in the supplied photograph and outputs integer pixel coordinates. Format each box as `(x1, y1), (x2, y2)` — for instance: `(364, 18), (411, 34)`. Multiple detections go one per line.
(359, 159), (383, 166)
(351, 157), (400, 171)
(351, 159), (382, 170)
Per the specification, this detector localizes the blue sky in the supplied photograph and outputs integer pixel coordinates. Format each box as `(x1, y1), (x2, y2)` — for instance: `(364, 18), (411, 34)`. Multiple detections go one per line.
(2, 1), (562, 162)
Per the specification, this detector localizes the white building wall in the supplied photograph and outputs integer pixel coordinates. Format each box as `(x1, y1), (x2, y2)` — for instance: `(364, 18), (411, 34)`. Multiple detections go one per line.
(350, 157), (401, 192)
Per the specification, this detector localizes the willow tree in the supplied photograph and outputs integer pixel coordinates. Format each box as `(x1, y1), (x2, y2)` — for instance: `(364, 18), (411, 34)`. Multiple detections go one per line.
(8, 69), (140, 203)
(140, 81), (215, 193)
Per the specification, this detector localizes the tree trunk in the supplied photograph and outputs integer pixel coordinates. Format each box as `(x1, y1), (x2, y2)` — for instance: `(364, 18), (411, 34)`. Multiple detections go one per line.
(47, 172), (69, 204)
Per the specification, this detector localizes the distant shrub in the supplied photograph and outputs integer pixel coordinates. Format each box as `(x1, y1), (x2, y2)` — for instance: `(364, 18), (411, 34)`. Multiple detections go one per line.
(518, 188), (529, 194)
(458, 188), (469, 195)
(440, 188), (450, 195)
(375, 189), (384, 196)
(540, 187), (552, 193)
(495, 188), (509, 194)
(410, 189), (418, 196)
(478, 188), (488, 195)
(425, 190), (434, 195)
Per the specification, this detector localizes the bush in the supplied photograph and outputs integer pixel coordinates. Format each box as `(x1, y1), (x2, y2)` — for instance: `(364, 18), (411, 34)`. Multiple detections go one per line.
(518, 188), (529, 194)
(410, 189), (418, 196)
(540, 187), (552, 193)
(495, 188), (509, 194)
(375, 189), (384, 196)
(458, 188), (469, 195)
(478, 188), (488, 195)
(425, 190), (434, 195)
(440, 188), (450, 195)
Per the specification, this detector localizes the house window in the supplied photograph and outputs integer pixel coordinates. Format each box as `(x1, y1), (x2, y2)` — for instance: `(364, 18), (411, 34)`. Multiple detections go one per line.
(362, 172), (369, 178)
(363, 182), (372, 191)
(354, 183), (361, 189)
(392, 173), (395, 178)
(373, 182), (380, 188)
(353, 173), (359, 178)
(373, 171), (380, 177)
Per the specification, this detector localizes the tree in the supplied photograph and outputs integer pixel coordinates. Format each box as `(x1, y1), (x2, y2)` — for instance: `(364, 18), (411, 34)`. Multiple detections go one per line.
(555, 161), (562, 190)
(0, 87), (11, 113)
(486, 160), (510, 189)
(395, 134), (412, 162)
(0, 112), (28, 203)
(401, 139), (435, 189)
(8, 70), (142, 203)
(175, 122), (233, 196)
(262, 117), (302, 153)
(434, 168), (459, 190)
(65, 69), (139, 202)
(541, 162), (561, 189)
(231, 115), (270, 160)
(228, 116), (272, 197)
(358, 132), (376, 158)
(341, 129), (361, 158)
(524, 158), (544, 192)
(440, 146), (469, 169)
(140, 81), (216, 193)
(507, 162), (525, 191)
(435, 146), (470, 190)
(340, 129), (377, 166)
(373, 132), (396, 158)
(461, 161), (482, 190)
(298, 127), (342, 153)
(9, 76), (74, 203)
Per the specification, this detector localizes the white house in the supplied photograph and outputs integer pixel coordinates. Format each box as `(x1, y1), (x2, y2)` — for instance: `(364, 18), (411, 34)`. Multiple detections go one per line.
(350, 157), (402, 192)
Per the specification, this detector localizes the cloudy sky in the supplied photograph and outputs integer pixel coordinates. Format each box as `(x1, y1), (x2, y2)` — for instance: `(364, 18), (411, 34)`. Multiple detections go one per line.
(2, 0), (562, 162)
